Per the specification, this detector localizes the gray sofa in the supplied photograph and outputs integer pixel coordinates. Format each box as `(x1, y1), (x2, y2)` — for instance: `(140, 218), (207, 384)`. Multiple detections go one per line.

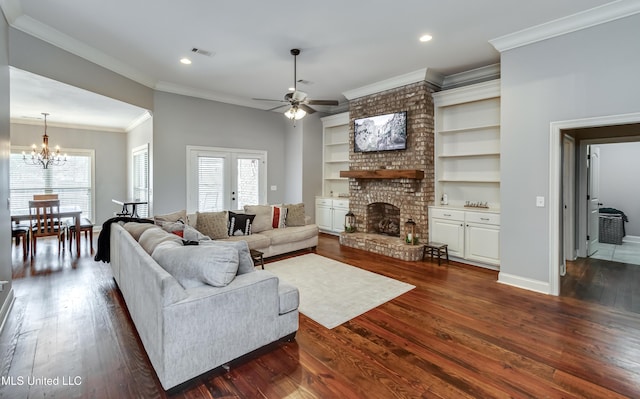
(109, 222), (299, 390)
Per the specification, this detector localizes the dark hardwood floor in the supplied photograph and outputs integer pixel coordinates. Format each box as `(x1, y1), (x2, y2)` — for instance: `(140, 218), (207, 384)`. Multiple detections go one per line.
(2, 233), (640, 398)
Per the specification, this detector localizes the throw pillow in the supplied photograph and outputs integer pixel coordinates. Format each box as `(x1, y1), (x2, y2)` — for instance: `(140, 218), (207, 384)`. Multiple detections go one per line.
(271, 206), (288, 229)
(228, 211), (256, 236)
(152, 242), (239, 288)
(284, 203), (306, 226)
(200, 240), (254, 275)
(154, 209), (187, 225)
(195, 211), (229, 239)
(183, 224), (211, 241)
(123, 222), (158, 241)
(138, 227), (183, 254)
(244, 205), (273, 233)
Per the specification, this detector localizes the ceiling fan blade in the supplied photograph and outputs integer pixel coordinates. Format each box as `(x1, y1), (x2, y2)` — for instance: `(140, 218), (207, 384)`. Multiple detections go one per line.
(253, 98), (287, 103)
(306, 99), (339, 106)
(299, 104), (316, 114)
(266, 104), (290, 112)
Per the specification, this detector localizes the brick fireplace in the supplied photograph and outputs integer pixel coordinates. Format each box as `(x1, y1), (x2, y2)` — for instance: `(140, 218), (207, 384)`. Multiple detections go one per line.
(339, 81), (436, 261)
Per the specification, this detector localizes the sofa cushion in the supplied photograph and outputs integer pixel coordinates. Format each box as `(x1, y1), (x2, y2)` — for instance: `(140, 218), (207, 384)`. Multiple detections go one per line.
(228, 211), (255, 236)
(259, 224), (319, 246)
(222, 234), (270, 251)
(154, 209), (188, 224)
(284, 203), (306, 227)
(138, 227), (183, 254)
(244, 205), (273, 233)
(152, 241), (239, 288)
(123, 222), (158, 241)
(196, 211), (229, 239)
(200, 239), (254, 275)
(160, 221), (211, 242)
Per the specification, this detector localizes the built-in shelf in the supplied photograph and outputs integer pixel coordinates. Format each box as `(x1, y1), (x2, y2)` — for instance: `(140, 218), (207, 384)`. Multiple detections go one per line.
(438, 178), (500, 183)
(340, 169), (424, 180)
(325, 141), (349, 146)
(439, 123), (500, 134)
(325, 159), (350, 164)
(438, 152), (500, 158)
(322, 112), (350, 197)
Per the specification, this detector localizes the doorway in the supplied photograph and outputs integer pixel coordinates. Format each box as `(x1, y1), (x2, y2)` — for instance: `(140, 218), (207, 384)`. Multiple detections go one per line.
(557, 120), (640, 304)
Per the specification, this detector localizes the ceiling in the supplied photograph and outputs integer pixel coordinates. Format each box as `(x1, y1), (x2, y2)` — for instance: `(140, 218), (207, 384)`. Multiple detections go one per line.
(3, 0), (618, 130)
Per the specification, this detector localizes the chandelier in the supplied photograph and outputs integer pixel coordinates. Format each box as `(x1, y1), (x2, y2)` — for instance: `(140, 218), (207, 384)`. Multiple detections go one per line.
(23, 113), (66, 169)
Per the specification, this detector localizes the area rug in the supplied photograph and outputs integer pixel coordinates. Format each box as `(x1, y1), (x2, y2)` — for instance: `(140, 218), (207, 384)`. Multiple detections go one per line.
(264, 253), (415, 329)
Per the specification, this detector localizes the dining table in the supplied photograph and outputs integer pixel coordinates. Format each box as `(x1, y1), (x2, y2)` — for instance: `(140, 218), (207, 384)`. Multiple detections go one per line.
(11, 205), (83, 258)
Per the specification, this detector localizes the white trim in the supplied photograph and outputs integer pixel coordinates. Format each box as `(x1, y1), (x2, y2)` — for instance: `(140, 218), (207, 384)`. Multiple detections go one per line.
(0, 289), (15, 336)
(342, 68), (442, 100)
(8, 14), (156, 88)
(623, 235), (640, 244)
(498, 272), (550, 295)
(10, 117), (128, 133)
(441, 64), (501, 90)
(549, 112), (640, 296)
(320, 112), (349, 128)
(490, 0), (640, 52)
(433, 80), (501, 107)
(125, 110), (153, 132)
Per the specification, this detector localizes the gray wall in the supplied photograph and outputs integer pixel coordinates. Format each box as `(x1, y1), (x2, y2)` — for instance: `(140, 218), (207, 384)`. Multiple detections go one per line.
(301, 113), (323, 222)
(0, 9), (12, 322)
(10, 123), (127, 225)
(500, 14), (640, 285)
(595, 142), (640, 237)
(152, 91), (290, 215)
(127, 117), (153, 214)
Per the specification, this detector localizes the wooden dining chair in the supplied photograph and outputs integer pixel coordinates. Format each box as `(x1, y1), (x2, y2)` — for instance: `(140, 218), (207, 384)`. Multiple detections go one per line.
(68, 217), (95, 254)
(28, 199), (66, 256)
(11, 221), (29, 260)
(33, 194), (59, 200)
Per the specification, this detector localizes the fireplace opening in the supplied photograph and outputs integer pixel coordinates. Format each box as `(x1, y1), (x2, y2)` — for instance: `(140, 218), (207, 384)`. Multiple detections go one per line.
(367, 202), (400, 237)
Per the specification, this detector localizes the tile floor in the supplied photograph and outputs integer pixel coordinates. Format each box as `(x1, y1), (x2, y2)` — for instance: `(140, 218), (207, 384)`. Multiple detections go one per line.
(590, 240), (640, 265)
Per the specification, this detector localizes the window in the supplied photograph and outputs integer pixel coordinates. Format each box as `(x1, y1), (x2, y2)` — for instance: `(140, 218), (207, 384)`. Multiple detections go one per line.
(10, 148), (95, 221)
(187, 146), (266, 213)
(132, 144), (149, 218)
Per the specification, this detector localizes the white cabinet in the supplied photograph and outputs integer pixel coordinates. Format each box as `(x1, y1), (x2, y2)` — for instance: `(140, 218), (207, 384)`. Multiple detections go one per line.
(316, 197), (349, 235)
(321, 113), (350, 197)
(433, 80), (501, 209)
(429, 206), (500, 269)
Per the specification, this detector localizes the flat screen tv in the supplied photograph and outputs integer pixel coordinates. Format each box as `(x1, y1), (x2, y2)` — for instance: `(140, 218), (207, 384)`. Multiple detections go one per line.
(354, 111), (407, 153)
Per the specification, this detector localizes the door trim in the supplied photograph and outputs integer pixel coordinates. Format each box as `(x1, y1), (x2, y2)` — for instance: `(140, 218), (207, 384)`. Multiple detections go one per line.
(549, 112), (640, 295)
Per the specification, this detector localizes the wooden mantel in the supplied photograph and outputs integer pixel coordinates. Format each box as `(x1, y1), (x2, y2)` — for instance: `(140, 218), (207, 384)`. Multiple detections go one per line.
(339, 169), (424, 180)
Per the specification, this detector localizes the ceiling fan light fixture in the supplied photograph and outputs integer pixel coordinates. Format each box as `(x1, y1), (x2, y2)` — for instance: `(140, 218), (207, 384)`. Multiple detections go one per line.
(284, 106), (306, 120)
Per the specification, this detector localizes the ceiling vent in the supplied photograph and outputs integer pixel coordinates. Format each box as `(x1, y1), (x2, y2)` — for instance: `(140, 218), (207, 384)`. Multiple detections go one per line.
(191, 48), (214, 57)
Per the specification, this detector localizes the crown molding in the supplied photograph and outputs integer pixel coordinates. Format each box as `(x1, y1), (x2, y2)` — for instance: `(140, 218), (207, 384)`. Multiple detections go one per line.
(342, 68), (445, 100)
(125, 110), (153, 132)
(441, 64), (501, 90)
(433, 79), (501, 107)
(11, 117), (128, 133)
(490, 0), (640, 52)
(4, 8), (157, 88)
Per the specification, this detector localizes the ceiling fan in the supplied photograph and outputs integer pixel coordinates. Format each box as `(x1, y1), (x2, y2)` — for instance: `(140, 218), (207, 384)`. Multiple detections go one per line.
(254, 49), (339, 120)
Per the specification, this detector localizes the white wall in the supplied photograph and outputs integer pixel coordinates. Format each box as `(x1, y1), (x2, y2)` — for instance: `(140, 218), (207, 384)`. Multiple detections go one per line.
(500, 14), (640, 290)
(0, 8), (13, 326)
(596, 142), (640, 237)
(152, 91), (291, 215)
(10, 123), (127, 225)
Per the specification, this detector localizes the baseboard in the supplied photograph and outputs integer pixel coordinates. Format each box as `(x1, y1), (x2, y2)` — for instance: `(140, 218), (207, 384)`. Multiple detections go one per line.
(0, 288), (15, 335)
(498, 272), (550, 295)
(623, 235), (640, 244)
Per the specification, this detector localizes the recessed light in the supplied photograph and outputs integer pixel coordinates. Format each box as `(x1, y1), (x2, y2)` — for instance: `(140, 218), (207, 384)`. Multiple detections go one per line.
(419, 34), (433, 42)
(288, 87), (295, 92)
(180, 58), (192, 65)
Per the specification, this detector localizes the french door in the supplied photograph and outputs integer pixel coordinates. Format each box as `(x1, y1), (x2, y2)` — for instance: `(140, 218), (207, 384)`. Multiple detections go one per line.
(187, 146), (266, 213)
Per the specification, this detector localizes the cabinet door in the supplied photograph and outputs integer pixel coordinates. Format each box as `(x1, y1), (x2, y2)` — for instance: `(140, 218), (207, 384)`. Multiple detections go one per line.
(465, 222), (500, 266)
(316, 205), (333, 231)
(430, 218), (464, 257)
(332, 205), (349, 233)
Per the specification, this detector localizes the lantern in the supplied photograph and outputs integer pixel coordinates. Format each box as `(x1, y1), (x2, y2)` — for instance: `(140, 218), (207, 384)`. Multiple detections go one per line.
(405, 218), (417, 245)
(344, 211), (356, 233)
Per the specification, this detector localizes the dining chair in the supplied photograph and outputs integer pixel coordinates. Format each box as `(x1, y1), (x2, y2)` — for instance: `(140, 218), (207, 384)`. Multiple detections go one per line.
(11, 221), (29, 260)
(33, 194), (59, 200)
(68, 217), (95, 254)
(28, 199), (67, 256)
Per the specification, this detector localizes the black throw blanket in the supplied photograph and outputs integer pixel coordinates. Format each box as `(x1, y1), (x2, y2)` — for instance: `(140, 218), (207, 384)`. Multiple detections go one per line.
(94, 216), (155, 263)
